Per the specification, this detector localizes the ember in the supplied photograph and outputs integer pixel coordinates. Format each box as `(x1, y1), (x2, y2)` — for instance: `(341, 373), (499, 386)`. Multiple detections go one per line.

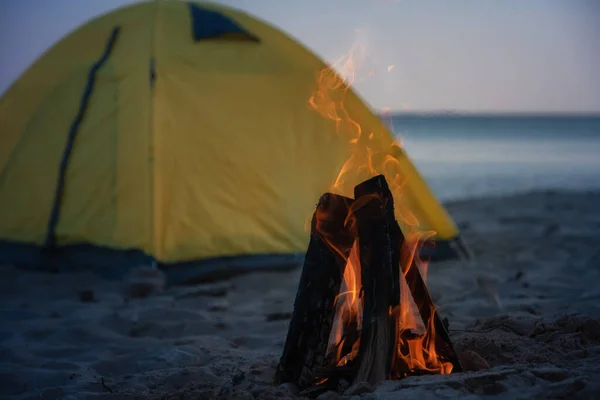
(275, 175), (462, 395)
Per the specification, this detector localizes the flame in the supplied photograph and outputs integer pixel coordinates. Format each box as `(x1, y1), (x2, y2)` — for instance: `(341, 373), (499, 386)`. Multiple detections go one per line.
(395, 303), (454, 376)
(327, 242), (362, 365)
(308, 33), (452, 377)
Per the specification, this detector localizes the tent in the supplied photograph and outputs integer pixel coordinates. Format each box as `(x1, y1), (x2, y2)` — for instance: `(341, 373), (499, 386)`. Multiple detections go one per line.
(0, 1), (468, 284)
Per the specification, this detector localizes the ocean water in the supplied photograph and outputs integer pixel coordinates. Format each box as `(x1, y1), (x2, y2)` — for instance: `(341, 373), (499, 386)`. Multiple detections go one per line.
(386, 115), (600, 201)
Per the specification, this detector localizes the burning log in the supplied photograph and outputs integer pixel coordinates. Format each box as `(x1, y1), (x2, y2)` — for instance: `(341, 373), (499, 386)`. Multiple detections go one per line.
(275, 193), (354, 389)
(351, 193), (396, 385)
(356, 175), (462, 376)
(277, 175), (462, 396)
(354, 175), (401, 312)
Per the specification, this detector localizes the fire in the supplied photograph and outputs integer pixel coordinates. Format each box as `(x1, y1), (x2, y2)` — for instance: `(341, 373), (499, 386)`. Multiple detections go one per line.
(327, 242), (362, 365)
(308, 34), (452, 377)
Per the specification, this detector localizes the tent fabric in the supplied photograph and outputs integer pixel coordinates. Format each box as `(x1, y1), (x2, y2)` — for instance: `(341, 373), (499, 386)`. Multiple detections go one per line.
(0, 0), (464, 283)
(45, 26), (122, 251)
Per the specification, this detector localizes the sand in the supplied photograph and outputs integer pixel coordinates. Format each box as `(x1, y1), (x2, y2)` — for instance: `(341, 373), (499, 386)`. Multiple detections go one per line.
(2, 189), (600, 400)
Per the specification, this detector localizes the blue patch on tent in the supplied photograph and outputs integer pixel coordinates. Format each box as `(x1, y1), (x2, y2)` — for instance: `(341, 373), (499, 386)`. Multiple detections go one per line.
(187, 3), (259, 42)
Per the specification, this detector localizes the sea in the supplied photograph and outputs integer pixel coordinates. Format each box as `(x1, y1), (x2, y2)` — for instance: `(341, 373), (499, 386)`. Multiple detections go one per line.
(386, 114), (600, 201)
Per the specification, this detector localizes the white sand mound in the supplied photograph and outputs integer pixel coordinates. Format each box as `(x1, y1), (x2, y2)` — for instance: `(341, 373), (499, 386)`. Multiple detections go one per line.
(1, 190), (600, 399)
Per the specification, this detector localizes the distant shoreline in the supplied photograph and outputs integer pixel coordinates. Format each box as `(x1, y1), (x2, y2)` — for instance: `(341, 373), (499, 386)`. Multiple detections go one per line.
(441, 187), (600, 205)
(380, 111), (600, 118)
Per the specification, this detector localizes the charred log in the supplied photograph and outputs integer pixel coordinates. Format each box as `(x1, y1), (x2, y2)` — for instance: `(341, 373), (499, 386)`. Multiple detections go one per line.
(354, 175), (401, 310)
(354, 175), (409, 376)
(275, 193), (354, 389)
(357, 174), (462, 374)
(350, 194), (396, 385)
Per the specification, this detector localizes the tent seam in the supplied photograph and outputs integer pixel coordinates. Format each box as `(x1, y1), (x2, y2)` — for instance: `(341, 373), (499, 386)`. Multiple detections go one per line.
(149, 1), (159, 262)
(43, 26), (121, 253)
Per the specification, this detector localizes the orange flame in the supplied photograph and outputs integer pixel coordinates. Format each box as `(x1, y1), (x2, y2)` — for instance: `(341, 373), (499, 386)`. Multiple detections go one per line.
(328, 242), (362, 365)
(308, 33), (452, 377)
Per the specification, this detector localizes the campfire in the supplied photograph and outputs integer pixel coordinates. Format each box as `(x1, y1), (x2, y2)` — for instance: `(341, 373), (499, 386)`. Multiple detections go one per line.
(274, 37), (462, 396)
(275, 175), (462, 396)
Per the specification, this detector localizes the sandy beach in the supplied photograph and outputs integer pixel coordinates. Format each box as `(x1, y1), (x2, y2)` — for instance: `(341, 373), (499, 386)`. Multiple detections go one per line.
(2, 189), (600, 400)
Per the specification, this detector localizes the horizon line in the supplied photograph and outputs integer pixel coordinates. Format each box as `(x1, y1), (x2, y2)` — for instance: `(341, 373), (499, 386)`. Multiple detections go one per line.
(379, 110), (600, 117)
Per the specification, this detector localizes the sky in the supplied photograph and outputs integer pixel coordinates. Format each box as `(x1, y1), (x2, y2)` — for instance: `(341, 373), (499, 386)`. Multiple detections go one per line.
(0, 0), (599, 113)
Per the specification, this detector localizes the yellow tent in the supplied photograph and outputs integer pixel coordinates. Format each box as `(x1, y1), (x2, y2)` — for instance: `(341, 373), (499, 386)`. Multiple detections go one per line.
(0, 1), (468, 283)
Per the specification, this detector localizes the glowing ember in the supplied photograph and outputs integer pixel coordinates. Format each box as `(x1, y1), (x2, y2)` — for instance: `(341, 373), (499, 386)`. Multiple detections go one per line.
(308, 36), (452, 377)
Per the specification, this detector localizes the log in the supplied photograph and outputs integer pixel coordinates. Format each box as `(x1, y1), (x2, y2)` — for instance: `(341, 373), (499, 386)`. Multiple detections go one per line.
(350, 193), (396, 385)
(276, 193), (354, 389)
(357, 175), (462, 374)
(354, 176), (406, 375)
(354, 176), (401, 305)
(354, 176), (402, 311)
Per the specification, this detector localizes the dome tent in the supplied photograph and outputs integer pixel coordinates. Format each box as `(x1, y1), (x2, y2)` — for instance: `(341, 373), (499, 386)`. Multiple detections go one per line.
(0, 1), (467, 284)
